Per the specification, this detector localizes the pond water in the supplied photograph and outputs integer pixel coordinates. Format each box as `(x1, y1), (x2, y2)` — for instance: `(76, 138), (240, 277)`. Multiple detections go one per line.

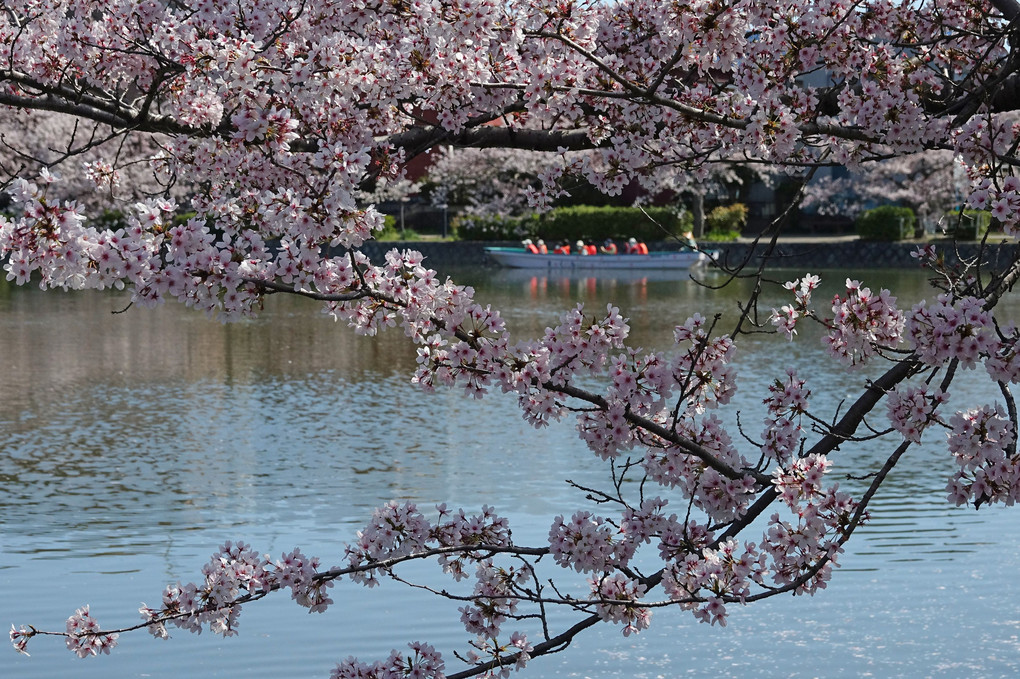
(2, 265), (1020, 679)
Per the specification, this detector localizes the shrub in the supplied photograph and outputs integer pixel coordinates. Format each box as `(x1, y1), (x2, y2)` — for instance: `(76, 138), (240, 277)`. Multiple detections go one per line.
(376, 215), (424, 241)
(706, 203), (748, 235)
(943, 209), (993, 240)
(855, 205), (916, 241)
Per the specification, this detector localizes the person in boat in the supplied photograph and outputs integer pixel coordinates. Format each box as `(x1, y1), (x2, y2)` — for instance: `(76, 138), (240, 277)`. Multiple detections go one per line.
(523, 238), (540, 254)
(625, 237), (649, 255)
(680, 230), (697, 250)
(553, 240), (570, 254)
(585, 241), (598, 255)
(536, 238), (548, 254)
(576, 240), (589, 255)
(600, 238), (618, 254)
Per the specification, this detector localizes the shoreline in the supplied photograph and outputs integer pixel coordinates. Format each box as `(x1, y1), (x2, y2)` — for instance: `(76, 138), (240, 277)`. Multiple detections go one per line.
(358, 238), (1018, 271)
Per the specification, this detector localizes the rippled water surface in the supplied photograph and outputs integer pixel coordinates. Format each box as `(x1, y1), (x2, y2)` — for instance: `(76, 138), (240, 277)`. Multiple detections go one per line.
(2, 266), (1020, 678)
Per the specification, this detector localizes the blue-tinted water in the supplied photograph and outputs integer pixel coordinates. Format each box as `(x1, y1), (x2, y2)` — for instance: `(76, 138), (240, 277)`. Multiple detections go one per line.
(2, 267), (1019, 678)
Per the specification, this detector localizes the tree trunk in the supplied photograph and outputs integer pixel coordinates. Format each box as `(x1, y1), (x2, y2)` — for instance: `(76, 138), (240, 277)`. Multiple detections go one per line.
(690, 190), (706, 238)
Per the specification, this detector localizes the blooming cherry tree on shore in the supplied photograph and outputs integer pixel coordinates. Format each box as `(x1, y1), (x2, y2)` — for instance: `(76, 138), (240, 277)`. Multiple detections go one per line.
(5, 0), (1020, 677)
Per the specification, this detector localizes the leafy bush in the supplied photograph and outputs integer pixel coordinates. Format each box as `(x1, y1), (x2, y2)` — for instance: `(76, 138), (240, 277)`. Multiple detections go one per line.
(375, 215), (424, 241)
(855, 205), (916, 241)
(943, 209), (993, 240)
(706, 203), (748, 235)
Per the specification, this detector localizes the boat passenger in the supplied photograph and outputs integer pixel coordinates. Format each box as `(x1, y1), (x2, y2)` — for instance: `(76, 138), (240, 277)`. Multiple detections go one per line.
(537, 239), (548, 254)
(523, 238), (540, 254)
(553, 241), (570, 255)
(625, 237), (649, 255)
(576, 240), (589, 255)
(600, 239), (618, 255)
(681, 230), (697, 250)
(585, 241), (598, 256)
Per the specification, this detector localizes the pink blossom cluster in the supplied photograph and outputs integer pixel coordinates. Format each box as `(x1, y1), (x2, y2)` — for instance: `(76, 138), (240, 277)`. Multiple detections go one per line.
(663, 538), (766, 627)
(761, 369), (811, 464)
(345, 502), (511, 588)
(772, 454), (833, 508)
(886, 384), (949, 443)
(275, 549), (332, 612)
(9, 625), (32, 656)
(548, 511), (632, 574)
(140, 541), (276, 639)
(642, 415), (757, 523)
(433, 504), (513, 581)
(458, 559), (528, 639)
(589, 575), (650, 636)
(1, 178), (162, 291)
(330, 641), (445, 679)
(64, 606), (119, 658)
(762, 484), (860, 594)
(671, 314), (737, 412)
(987, 325), (1020, 384)
(824, 279), (905, 366)
(464, 631), (534, 678)
(771, 274), (821, 340)
(906, 294), (997, 370)
(946, 405), (1020, 507)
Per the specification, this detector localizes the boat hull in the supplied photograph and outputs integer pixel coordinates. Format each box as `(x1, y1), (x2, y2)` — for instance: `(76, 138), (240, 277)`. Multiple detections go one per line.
(484, 247), (713, 270)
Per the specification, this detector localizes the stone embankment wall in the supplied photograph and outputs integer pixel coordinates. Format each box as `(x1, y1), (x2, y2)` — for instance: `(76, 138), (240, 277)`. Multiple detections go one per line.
(713, 240), (1017, 270)
(358, 239), (1017, 272)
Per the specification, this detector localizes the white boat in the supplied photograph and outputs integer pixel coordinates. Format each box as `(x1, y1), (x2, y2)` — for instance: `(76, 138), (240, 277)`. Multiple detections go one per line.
(484, 247), (715, 270)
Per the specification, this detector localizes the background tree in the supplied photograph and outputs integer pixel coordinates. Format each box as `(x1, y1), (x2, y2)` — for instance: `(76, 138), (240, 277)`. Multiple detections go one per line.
(802, 150), (967, 233)
(4, 1), (1020, 677)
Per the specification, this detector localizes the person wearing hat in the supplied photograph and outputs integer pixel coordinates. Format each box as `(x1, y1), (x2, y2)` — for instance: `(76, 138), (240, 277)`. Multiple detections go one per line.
(625, 237), (649, 255)
(576, 239), (589, 255)
(536, 238), (548, 254)
(523, 238), (540, 254)
(600, 238), (618, 254)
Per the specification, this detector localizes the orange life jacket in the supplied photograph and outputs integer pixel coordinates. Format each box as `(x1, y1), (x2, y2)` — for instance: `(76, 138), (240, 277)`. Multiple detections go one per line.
(585, 244), (597, 255)
(525, 243), (539, 254)
(637, 242), (649, 255)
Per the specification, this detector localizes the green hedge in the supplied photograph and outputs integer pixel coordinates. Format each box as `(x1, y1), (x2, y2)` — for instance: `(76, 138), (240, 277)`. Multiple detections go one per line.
(455, 206), (691, 242)
(452, 213), (540, 241)
(540, 206), (685, 242)
(856, 205), (916, 241)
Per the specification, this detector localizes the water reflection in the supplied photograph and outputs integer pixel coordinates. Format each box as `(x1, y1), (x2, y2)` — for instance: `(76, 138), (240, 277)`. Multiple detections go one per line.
(2, 268), (1020, 678)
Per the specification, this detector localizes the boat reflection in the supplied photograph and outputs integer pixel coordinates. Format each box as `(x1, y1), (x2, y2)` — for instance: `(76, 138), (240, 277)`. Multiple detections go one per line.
(485, 266), (707, 304)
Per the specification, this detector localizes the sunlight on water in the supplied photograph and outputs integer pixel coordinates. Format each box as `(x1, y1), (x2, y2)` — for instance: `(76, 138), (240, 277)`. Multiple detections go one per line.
(2, 267), (1019, 678)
